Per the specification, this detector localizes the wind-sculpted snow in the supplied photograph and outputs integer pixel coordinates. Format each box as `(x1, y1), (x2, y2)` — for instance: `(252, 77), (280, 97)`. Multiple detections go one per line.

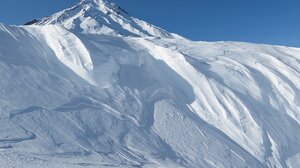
(0, 1), (300, 167)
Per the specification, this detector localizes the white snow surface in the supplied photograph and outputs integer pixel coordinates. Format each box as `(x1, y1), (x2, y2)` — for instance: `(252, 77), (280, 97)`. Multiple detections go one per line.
(0, 0), (300, 167)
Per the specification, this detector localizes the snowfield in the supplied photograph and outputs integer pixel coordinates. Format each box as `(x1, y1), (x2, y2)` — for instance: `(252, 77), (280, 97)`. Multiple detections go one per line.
(0, 0), (299, 167)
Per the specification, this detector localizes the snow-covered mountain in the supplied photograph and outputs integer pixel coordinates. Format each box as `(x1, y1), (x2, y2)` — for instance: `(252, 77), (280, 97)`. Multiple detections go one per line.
(0, 0), (299, 167)
(33, 0), (173, 38)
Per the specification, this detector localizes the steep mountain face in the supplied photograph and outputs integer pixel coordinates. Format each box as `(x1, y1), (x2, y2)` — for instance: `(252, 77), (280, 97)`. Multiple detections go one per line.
(0, 0), (300, 167)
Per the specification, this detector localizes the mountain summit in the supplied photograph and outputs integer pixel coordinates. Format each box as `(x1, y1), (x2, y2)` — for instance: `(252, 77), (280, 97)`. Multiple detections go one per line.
(34, 0), (172, 37)
(0, 0), (300, 167)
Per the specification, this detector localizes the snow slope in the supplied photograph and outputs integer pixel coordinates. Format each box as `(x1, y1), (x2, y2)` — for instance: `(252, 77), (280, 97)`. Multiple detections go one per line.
(0, 0), (300, 167)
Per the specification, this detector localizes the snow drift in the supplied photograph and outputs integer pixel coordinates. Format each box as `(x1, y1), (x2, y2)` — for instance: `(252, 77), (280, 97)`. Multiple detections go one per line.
(0, 0), (299, 167)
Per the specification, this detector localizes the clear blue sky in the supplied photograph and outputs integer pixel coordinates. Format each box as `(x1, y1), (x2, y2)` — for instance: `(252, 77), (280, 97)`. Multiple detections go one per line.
(0, 0), (299, 47)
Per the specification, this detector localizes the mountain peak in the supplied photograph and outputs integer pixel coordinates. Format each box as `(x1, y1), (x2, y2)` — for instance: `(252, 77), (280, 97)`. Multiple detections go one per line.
(81, 0), (106, 4)
(81, 0), (104, 3)
(80, 0), (129, 16)
(31, 0), (172, 37)
(80, 0), (108, 9)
